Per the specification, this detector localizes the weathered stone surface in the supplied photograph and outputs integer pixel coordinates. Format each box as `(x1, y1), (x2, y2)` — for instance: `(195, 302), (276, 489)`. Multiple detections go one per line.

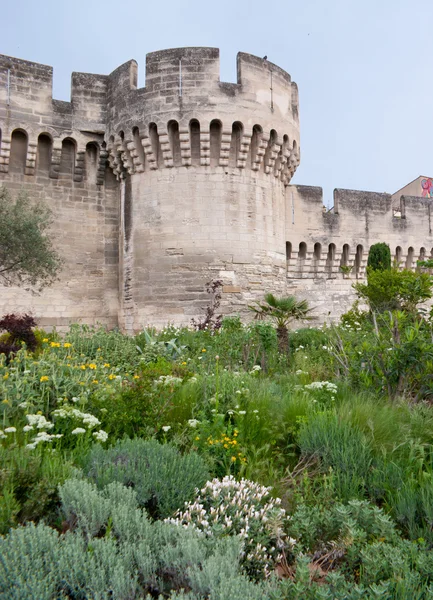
(0, 47), (429, 331)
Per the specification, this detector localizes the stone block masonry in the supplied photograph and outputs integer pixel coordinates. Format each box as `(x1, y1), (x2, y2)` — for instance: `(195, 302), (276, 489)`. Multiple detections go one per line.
(0, 48), (429, 331)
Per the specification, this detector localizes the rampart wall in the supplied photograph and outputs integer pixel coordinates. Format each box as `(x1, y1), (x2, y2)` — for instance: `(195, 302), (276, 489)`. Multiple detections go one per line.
(0, 48), (430, 330)
(285, 186), (433, 320)
(0, 54), (118, 329)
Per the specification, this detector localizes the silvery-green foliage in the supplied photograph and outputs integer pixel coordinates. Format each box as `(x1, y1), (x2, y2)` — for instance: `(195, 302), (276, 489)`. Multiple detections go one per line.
(186, 537), (270, 600)
(84, 438), (209, 518)
(2, 477), (279, 599)
(60, 477), (112, 536)
(288, 499), (399, 552)
(0, 522), (59, 599)
(57, 534), (139, 599)
(359, 539), (419, 586)
(150, 593), (200, 600)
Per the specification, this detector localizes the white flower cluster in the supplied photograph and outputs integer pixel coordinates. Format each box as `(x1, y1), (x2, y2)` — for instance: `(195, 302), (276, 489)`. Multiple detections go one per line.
(53, 406), (101, 428)
(188, 419), (200, 428)
(26, 431), (63, 450)
(0, 426), (17, 438)
(71, 428), (86, 435)
(166, 475), (291, 579)
(249, 365), (262, 375)
(26, 414), (54, 430)
(304, 381), (337, 393)
(93, 429), (108, 442)
(155, 375), (183, 387)
(304, 380), (337, 403)
(342, 321), (363, 332)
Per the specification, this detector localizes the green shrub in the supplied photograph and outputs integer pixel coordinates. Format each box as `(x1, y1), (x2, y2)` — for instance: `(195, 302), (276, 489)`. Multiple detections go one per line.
(297, 414), (373, 500)
(354, 268), (433, 313)
(65, 323), (140, 370)
(0, 445), (73, 534)
(0, 478), (277, 599)
(91, 358), (193, 438)
(367, 242), (391, 272)
(83, 438), (209, 519)
(167, 475), (290, 581)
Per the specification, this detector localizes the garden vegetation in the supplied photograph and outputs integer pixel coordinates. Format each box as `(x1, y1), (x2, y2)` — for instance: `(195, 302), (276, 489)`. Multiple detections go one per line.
(3, 257), (433, 598)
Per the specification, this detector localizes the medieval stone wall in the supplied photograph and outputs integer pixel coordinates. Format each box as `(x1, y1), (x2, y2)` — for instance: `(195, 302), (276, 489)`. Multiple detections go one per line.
(0, 54), (119, 330)
(285, 185), (433, 322)
(0, 48), (431, 331)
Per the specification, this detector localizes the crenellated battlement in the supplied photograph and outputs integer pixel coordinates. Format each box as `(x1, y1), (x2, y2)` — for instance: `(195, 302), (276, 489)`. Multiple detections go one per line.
(0, 48), (300, 185)
(1, 46), (430, 331)
(284, 185), (433, 283)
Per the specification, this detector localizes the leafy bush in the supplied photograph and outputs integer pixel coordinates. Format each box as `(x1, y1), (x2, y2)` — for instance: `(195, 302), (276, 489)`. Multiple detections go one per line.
(167, 475), (290, 580)
(330, 311), (433, 400)
(0, 313), (38, 359)
(91, 358), (193, 438)
(0, 478), (275, 599)
(83, 438), (209, 519)
(354, 267), (433, 313)
(298, 413), (373, 500)
(65, 323), (141, 370)
(0, 446), (73, 533)
(367, 242), (391, 272)
(0, 187), (63, 290)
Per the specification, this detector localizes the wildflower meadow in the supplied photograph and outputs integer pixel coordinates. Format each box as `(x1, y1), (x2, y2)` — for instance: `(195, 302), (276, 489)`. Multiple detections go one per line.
(3, 268), (433, 598)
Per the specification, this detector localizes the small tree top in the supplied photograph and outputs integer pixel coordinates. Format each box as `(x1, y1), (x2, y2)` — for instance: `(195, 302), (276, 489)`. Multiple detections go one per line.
(249, 293), (312, 329)
(0, 187), (63, 291)
(367, 243), (391, 272)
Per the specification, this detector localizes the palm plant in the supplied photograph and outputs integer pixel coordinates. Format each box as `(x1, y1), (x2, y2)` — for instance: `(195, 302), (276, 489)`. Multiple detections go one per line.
(250, 293), (312, 354)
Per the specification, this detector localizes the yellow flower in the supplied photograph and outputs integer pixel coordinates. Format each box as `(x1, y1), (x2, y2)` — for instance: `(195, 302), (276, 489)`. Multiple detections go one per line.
(201, 348), (206, 353)
(80, 365), (86, 370)
(50, 342), (60, 348)
(63, 342), (71, 348)
(103, 363), (110, 368)
(133, 375), (140, 380)
(2, 399), (9, 405)
(42, 338), (49, 343)
(92, 380), (99, 384)
(108, 374), (116, 380)
(231, 456), (237, 462)
(232, 440), (237, 445)
(40, 376), (49, 382)
(181, 362), (187, 366)
(89, 363), (97, 370)
(97, 348), (102, 352)
(223, 443), (228, 449)
(3, 373), (9, 380)
(195, 436), (200, 441)
(37, 411), (42, 415)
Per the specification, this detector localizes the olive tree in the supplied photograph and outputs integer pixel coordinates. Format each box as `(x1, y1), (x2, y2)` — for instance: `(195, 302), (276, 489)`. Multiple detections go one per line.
(0, 187), (62, 291)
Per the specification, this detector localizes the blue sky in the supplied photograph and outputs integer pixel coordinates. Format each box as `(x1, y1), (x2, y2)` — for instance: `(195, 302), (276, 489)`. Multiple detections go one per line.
(2, 0), (432, 204)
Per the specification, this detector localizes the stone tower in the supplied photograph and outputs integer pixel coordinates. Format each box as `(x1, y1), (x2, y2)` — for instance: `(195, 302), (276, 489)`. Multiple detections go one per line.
(108, 48), (300, 330)
(2, 47), (431, 329)
(0, 48), (300, 331)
